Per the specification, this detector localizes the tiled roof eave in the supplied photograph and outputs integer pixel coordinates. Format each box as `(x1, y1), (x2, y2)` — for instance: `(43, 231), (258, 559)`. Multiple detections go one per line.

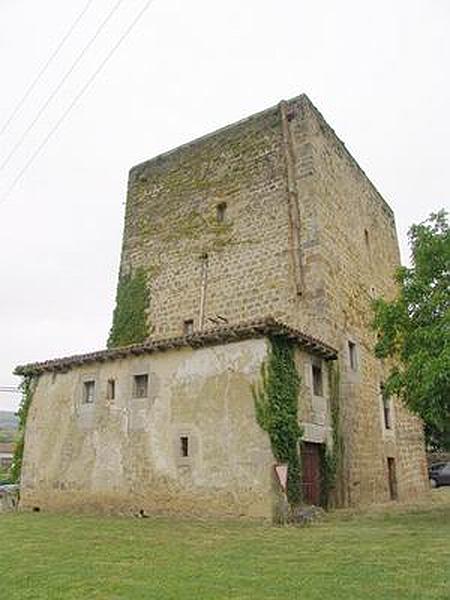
(14, 317), (338, 376)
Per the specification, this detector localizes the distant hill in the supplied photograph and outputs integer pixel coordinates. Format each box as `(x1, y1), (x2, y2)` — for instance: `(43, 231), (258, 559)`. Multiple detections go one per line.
(0, 410), (19, 431)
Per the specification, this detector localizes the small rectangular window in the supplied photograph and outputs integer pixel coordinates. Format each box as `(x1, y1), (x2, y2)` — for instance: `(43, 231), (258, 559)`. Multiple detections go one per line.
(180, 436), (189, 457)
(83, 380), (95, 404)
(133, 374), (148, 398)
(216, 202), (227, 223)
(348, 341), (358, 371)
(184, 319), (194, 335)
(312, 362), (323, 396)
(107, 379), (115, 400)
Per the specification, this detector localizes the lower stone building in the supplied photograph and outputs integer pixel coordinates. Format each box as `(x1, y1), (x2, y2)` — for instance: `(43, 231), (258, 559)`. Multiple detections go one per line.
(16, 318), (428, 519)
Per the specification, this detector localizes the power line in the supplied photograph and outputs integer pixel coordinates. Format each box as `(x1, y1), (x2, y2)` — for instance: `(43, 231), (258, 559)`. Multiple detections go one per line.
(0, 0), (125, 173)
(0, 0), (95, 136)
(0, 387), (20, 394)
(1, 0), (155, 204)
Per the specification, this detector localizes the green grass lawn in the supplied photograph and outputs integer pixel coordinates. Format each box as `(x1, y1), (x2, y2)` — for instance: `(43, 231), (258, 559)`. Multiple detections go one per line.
(1, 493), (450, 600)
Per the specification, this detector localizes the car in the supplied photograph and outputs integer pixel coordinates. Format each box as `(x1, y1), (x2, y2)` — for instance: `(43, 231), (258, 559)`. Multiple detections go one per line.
(429, 462), (447, 476)
(0, 483), (19, 493)
(429, 462), (450, 488)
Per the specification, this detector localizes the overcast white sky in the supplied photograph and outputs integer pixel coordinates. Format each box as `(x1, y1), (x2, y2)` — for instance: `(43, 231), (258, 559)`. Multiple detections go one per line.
(0, 0), (449, 411)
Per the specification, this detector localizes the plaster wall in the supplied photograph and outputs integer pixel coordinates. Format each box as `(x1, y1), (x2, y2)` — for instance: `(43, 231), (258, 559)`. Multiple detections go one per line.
(21, 338), (334, 518)
(21, 339), (276, 518)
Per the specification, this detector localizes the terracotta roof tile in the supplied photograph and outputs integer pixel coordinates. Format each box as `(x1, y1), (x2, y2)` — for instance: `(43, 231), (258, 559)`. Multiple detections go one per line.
(15, 317), (338, 376)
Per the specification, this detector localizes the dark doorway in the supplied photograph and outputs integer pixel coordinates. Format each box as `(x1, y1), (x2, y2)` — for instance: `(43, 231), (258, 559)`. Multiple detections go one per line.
(301, 442), (322, 505)
(387, 457), (398, 500)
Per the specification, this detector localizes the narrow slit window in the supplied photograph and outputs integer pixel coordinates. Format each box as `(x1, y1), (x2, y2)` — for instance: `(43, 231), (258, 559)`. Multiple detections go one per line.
(381, 384), (392, 430)
(348, 341), (358, 371)
(83, 380), (95, 404)
(387, 457), (398, 500)
(133, 374), (148, 398)
(107, 379), (115, 401)
(312, 361), (323, 396)
(180, 436), (189, 457)
(216, 202), (227, 223)
(184, 319), (194, 335)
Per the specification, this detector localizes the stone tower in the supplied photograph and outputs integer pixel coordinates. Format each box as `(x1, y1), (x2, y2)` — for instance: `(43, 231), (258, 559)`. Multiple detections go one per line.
(113, 93), (428, 506)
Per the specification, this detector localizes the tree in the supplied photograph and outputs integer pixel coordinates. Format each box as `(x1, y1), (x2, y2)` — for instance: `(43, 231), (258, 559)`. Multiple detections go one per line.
(372, 210), (450, 450)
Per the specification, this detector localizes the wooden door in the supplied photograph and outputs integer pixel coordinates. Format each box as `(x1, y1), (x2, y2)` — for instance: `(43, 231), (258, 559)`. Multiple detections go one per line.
(301, 442), (322, 506)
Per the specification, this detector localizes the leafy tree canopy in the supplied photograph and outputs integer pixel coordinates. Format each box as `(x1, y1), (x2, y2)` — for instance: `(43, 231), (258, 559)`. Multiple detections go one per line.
(373, 210), (450, 449)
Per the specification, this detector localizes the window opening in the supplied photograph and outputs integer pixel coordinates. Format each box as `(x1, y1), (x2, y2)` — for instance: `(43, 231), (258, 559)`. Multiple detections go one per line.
(180, 436), (189, 457)
(348, 341), (358, 371)
(216, 202), (227, 223)
(133, 374), (148, 398)
(381, 383), (392, 429)
(107, 379), (115, 401)
(387, 457), (398, 500)
(312, 361), (323, 396)
(83, 380), (95, 404)
(184, 319), (194, 335)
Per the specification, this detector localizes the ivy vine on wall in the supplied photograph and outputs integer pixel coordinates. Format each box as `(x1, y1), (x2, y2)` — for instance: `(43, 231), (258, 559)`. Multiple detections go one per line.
(252, 336), (303, 506)
(107, 267), (150, 349)
(319, 362), (343, 508)
(10, 375), (35, 483)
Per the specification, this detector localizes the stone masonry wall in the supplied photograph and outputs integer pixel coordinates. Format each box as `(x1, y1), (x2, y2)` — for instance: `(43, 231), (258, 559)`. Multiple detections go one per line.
(298, 97), (429, 505)
(115, 93), (429, 507)
(120, 107), (295, 339)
